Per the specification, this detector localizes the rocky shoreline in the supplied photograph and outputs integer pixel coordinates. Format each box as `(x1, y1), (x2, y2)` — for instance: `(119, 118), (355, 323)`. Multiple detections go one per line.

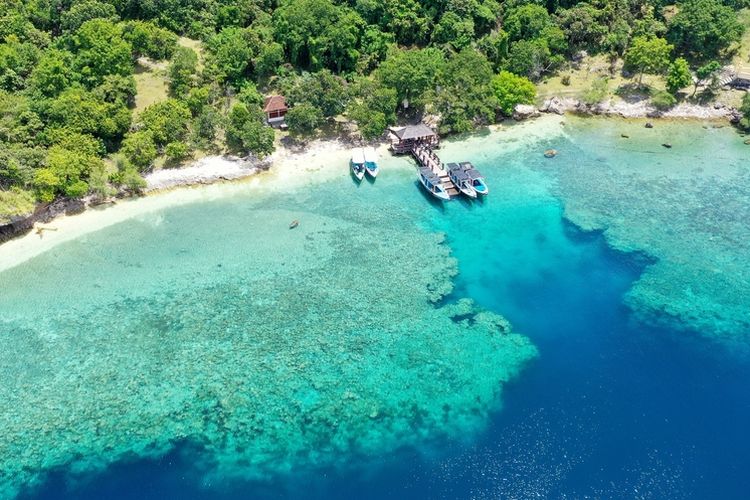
(515, 95), (743, 122)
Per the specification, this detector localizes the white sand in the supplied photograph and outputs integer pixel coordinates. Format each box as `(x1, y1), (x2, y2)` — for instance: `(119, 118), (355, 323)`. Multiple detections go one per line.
(0, 138), (360, 273)
(144, 156), (260, 191)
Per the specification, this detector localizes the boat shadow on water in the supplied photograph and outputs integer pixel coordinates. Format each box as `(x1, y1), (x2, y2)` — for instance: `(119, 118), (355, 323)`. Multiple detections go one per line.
(414, 180), (447, 211)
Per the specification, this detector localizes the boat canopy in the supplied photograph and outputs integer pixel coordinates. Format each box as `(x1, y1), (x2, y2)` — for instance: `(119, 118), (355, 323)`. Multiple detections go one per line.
(363, 147), (378, 163)
(465, 169), (484, 180)
(460, 162), (484, 179)
(447, 163), (470, 181)
(419, 167), (441, 185)
(351, 148), (365, 164)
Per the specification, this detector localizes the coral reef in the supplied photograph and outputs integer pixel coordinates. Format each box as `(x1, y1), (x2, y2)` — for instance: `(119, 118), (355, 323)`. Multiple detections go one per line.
(0, 201), (536, 497)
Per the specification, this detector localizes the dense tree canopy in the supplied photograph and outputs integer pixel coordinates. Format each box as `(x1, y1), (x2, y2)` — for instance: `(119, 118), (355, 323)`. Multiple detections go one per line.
(1, 0), (748, 218)
(668, 0), (744, 62)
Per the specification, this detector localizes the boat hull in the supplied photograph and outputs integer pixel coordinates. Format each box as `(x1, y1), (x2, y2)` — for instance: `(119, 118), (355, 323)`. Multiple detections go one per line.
(459, 185), (477, 198)
(365, 164), (379, 178)
(418, 177), (451, 201)
(351, 163), (365, 181)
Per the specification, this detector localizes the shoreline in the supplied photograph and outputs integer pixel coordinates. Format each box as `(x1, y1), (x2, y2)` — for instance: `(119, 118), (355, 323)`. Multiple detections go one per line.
(0, 106), (743, 257)
(536, 95), (742, 121)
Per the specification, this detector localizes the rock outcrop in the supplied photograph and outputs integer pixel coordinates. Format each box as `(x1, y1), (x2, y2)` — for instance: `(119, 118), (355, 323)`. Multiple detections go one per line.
(513, 104), (540, 121)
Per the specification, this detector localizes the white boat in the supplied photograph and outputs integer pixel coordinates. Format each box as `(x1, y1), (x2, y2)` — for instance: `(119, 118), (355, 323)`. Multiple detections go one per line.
(447, 163), (477, 198)
(363, 147), (379, 178)
(350, 148), (365, 181)
(418, 167), (451, 201)
(460, 162), (488, 195)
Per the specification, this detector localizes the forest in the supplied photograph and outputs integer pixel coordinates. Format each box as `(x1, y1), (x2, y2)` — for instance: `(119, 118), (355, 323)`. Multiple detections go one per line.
(1, 0), (749, 220)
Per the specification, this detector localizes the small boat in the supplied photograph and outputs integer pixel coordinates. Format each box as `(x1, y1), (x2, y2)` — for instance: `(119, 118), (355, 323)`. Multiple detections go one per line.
(363, 147), (379, 178)
(350, 148), (365, 181)
(289, 220), (299, 229)
(418, 167), (451, 201)
(544, 149), (557, 158)
(460, 162), (489, 195)
(446, 163), (477, 198)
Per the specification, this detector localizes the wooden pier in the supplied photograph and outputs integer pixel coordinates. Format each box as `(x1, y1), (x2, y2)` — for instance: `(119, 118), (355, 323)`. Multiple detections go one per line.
(412, 144), (460, 197)
(388, 125), (460, 198)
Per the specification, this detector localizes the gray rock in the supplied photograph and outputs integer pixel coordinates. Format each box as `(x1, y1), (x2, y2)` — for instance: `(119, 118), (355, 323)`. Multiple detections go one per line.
(513, 104), (540, 121)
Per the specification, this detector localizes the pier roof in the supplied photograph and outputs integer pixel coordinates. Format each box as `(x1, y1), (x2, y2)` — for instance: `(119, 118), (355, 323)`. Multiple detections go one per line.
(391, 124), (437, 141)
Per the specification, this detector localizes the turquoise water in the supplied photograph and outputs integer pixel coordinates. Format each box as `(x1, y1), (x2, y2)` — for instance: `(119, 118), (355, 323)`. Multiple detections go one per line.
(2, 117), (750, 498)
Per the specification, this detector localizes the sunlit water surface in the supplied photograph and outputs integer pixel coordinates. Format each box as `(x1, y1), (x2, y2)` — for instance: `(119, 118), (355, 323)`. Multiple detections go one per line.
(2, 117), (749, 499)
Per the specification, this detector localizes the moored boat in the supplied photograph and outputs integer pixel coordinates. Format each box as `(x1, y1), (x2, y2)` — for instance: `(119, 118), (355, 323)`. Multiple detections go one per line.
(460, 162), (489, 195)
(418, 167), (451, 201)
(363, 147), (379, 178)
(350, 148), (365, 181)
(446, 163), (477, 198)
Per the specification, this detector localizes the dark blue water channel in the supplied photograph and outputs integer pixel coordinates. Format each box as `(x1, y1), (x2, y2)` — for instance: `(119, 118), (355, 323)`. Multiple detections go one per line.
(23, 160), (750, 499)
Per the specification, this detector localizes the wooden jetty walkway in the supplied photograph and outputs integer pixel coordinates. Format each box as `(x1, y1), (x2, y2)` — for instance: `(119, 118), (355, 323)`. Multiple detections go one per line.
(388, 124), (460, 198)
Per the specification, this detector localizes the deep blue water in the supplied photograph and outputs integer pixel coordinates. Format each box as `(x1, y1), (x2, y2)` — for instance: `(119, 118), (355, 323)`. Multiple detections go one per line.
(22, 169), (750, 499)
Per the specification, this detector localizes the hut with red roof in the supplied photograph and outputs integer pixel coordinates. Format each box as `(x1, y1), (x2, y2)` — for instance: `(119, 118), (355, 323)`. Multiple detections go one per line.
(263, 95), (288, 126)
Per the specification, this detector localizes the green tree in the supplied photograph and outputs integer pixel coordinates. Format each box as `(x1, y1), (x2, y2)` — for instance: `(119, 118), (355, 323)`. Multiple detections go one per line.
(237, 82), (264, 107)
(0, 187), (35, 223)
(580, 77), (609, 106)
(694, 60), (722, 96)
(285, 103), (324, 134)
(666, 58), (692, 95)
(0, 39), (40, 91)
(94, 74), (137, 107)
(431, 12), (475, 50)
(651, 90), (677, 110)
(168, 46), (198, 97)
(225, 103), (275, 157)
(273, 0), (364, 72)
(491, 71), (536, 116)
(433, 48), (497, 133)
(121, 20), (178, 60)
(205, 27), (256, 84)
(165, 141), (191, 164)
(60, 1), (118, 33)
(283, 70), (348, 117)
(33, 168), (60, 202)
(556, 4), (607, 51)
(667, 0), (744, 63)
(624, 36), (672, 84)
(348, 104), (387, 140)
(477, 31), (509, 72)
(739, 93), (750, 130)
(504, 5), (552, 42)
(138, 99), (191, 146)
(45, 145), (104, 198)
(47, 87), (131, 142)
(375, 47), (445, 111)
(508, 39), (554, 80)
(28, 50), (74, 98)
(70, 19), (133, 88)
(120, 131), (157, 172)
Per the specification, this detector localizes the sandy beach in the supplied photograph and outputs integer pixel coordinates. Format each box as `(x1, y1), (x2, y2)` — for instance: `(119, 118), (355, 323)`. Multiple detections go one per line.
(0, 137), (389, 273)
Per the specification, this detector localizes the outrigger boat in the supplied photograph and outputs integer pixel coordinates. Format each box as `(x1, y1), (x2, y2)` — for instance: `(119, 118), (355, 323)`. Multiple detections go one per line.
(418, 167), (451, 201)
(446, 163), (477, 198)
(350, 148), (365, 181)
(363, 147), (379, 178)
(460, 162), (489, 195)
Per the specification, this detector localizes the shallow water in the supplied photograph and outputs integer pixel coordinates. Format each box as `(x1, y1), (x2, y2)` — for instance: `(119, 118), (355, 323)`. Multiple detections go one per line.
(3, 117), (750, 498)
